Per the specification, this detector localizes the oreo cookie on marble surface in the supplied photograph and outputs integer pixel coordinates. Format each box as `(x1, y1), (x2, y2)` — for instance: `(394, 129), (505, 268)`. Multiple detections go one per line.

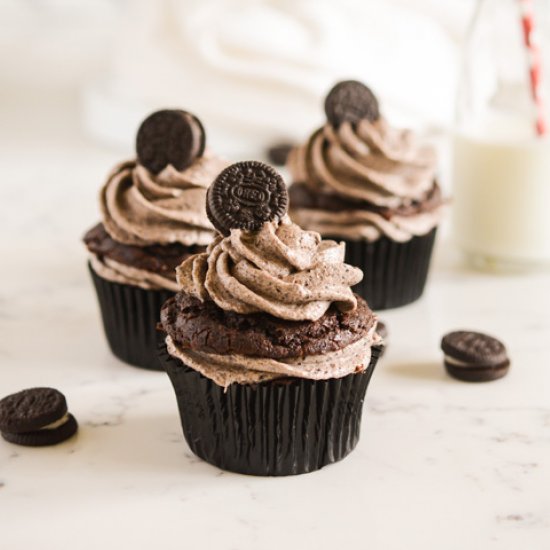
(325, 80), (380, 128)
(207, 161), (288, 236)
(0, 388), (78, 446)
(136, 109), (206, 174)
(2, 415), (78, 447)
(441, 331), (510, 382)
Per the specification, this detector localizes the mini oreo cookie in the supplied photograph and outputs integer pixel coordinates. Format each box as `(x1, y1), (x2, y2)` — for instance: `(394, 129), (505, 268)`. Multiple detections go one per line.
(0, 387), (67, 434)
(325, 80), (380, 128)
(441, 331), (510, 382)
(0, 388), (78, 446)
(207, 161), (288, 236)
(136, 109), (206, 174)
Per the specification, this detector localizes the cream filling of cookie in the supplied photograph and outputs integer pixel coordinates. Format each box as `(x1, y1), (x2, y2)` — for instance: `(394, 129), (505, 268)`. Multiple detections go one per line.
(444, 355), (476, 368)
(90, 254), (179, 292)
(40, 414), (70, 431)
(165, 323), (381, 390)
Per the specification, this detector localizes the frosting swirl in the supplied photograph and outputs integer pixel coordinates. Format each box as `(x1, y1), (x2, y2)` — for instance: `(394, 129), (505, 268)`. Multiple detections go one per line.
(176, 217), (363, 321)
(288, 119), (444, 242)
(90, 255), (179, 292)
(100, 153), (228, 247)
(165, 328), (379, 389)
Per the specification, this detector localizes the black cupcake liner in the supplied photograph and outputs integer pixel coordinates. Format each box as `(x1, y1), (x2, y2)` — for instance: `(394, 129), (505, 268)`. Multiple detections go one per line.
(89, 263), (174, 370)
(339, 228), (437, 310)
(158, 338), (382, 476)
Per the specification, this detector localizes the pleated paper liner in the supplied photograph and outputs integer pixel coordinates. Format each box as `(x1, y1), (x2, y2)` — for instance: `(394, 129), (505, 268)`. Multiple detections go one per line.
(89, 263), (174, 370)
(338, 228), (437, 311)
(158, 337), (382, 476)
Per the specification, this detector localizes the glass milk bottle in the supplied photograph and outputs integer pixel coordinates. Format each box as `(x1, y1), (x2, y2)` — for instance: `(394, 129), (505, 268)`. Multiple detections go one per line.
(453, 0), (550, 270)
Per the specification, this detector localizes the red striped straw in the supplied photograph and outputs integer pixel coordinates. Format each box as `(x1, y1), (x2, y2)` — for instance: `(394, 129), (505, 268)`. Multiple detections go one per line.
(519, 0), (546, 136)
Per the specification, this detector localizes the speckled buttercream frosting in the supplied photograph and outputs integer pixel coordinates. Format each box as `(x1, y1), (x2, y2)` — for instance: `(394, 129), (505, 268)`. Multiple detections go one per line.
(288, 117), (445, 242)
(100, 156), (227, 247)
(86, 153), (228, 291)
(176, 216), (362, 321)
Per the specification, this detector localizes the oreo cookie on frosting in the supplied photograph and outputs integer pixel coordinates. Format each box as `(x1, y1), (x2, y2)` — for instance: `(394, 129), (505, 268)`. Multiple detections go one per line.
(441, 331), (510, 382)
(324, 80), (380, 128)
(0, 388), (78, 446)
(207, 161), (288, 236)
(136, 109), (206, 174)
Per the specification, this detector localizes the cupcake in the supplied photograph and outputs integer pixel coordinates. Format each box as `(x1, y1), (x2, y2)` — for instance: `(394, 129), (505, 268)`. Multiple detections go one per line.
(158, 161), (383, 476)
(84, 109), (228, 370)
(287, 81), (445, 310)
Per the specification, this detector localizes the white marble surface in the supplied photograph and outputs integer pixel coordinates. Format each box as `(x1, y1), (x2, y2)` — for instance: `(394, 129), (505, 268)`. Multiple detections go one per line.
(1, 93), (550, 550)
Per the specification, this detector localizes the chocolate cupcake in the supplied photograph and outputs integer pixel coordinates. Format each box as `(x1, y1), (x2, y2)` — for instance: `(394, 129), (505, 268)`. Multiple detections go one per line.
(84, 109), (228, 370)
(158, 161), (383, 476)
(287, 81), (445, 310)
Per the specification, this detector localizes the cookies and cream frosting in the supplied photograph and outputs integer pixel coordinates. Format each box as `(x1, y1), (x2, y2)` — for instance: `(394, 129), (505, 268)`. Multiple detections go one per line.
(89, 255), (179, 292)
(165, 326), (380, 389)
(288, 119), (445, 242)
(88, 152), (228, 290)
(100, 154), (228, 247)
(176, 216), (363, 322)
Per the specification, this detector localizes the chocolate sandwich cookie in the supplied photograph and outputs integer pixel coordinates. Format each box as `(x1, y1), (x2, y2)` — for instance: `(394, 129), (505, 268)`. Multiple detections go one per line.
(441, 331), (510, 382)
(136, 109), (206, 174)
(267, 142), (294, 166)
(0, 388), (78, 446)
(324, 80), (380, 127)
(207, 160), (288, 235)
